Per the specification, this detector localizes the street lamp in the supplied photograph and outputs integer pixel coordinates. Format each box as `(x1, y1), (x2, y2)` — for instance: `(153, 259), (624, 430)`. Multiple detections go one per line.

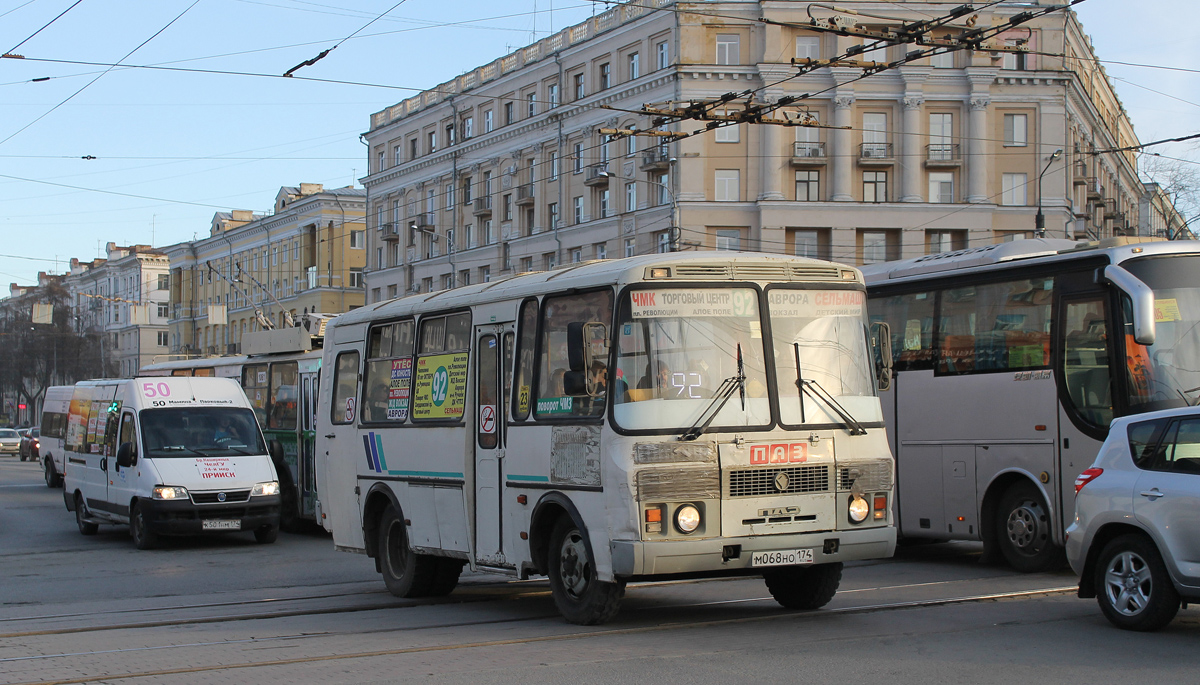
(1035, 148), (1064, 238)
(597, 166), (680, 252)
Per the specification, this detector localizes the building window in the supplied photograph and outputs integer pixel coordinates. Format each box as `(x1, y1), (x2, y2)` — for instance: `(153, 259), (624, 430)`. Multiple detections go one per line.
(573, 143), (583, 173)
(549, 151), (559, 180)
(656, 40), (669, 69)
(463, 116), (474, 139)
(459, 269), (470, 286)
(504, 101), (514, 125)
(544, 252), (557, 270)
(595, 242), (607, 260)
(392, 144), (402, 167)
(350, 268), (364, 288)
(441, 274), (453, 290)
(716, 34), (740, 65)
(571, 248), (582, 263)
(573, 73), (585, 100)
(445, 124), (456, 146)
(793, 229), (821, 259)
(795, 35), (820, 60)
(484, 220), (495, 245)
(715, 169), (740, 202)
(863, 171), (887, 203)
(350, 230), (365, 248)
(796, 170), (820, 201)
(1001, 41), (1026, 70)
(410, 138), (418, 160)
(157, 302), (169, 318)
(624, 238), (635, 258)
(527, 92), (536, 117)
(931, 50), (954, 68)
(427, 131), (436, 153)
(625, 182), (637, 212)
(157, 274), (169, 290)
(651, 231), (667, 253)
(573, 196), (584, 224)
(714, 229), (741, 251)
(157, 330), (169, 346)
(446, 228), (456, 254)
(600, 134), (612, 163)
(714, 112), (739, 143)
(272, 247), (278, 266)
(628, 51), (640, 79)
(503, 193), (513, 221)
(927, 230), (965, 254)
(598, 189), (610, 218)
(547, 83), (559, 107)
(657, 173), (669, 205)
(1004, 113), (1027, 146)
(600, 62), (611, 89)
(929, 113), (953, 160)
(377, 150), (384, 172)
(387, 284), (397, 299)
(484, 110), (493, 133)
(371, 287), (381, 303)
(421, 277), (433, 293)
(480, 265), (491, 283)
(860, 230), (891, 264)
(1002, 173), (1028, 206)
(548, 202), (559, 229)
(929, 172), (954, 203)
(863, 113), (888, 156)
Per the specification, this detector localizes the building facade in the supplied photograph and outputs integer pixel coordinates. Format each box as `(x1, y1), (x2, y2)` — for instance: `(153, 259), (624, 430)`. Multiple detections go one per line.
(164, 183), (367, 359)
(361, 0), (1177, 300)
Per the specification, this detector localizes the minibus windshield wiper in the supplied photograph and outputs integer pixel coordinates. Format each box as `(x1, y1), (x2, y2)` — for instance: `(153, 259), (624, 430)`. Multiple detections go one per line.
(679, 344), (746, 442)
(793, 342), (866, 436)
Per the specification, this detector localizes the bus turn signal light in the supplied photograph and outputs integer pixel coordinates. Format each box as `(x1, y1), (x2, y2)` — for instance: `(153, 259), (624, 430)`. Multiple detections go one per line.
(645, 507), (662, 523)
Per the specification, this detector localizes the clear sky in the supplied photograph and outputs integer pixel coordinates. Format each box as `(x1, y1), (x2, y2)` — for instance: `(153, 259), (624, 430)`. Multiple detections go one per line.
(0, 0), (1195, 285)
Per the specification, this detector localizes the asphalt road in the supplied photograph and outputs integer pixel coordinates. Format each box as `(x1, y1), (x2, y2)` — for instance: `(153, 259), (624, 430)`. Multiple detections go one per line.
(1, 455), (1197, 684)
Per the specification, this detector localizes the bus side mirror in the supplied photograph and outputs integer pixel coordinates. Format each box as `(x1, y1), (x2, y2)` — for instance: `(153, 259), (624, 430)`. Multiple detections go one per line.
(1103, 264), (1156, 346)
(116, 442), (136, 468)
(567, 322), (609, 374)
(871, 322), (893, 392)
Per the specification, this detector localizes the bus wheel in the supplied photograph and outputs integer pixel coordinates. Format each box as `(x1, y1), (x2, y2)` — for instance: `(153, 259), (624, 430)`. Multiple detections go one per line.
(131, 501), (157, 550)
(75, 493), (98, 536)
(377, 505), (436, 598)
(764, 562), (842, 610)
(427, 558), (465, 597)
(996, 481), (1062, 572)
(547, 517), (624, 625)
(45, 459), (61, 488)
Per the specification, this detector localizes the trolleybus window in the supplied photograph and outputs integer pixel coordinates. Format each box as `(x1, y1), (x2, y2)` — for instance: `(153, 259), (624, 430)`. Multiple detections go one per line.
(412, 312), (471, 421)
(243, 364), (269, 425)
(935, 277), (1053, 374)
(1122, 255), (1200, 411)
(362, 320), (415, 423)
(331, 351), (360, 425)
(535, 290), (612, 419)
(612, 286), (769, 432)
(512, 299), (538, 421)
(269, 362), (299, 430)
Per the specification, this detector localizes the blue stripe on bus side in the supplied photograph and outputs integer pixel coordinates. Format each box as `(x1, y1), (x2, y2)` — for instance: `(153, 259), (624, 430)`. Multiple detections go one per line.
(507, 474), (550, 482)
(362, 434), (376, 471)
(374, 433), (388, 472)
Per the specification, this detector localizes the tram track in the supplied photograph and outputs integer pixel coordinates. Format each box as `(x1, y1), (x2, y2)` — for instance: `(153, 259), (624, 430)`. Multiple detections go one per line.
(3, 585), (1076, 685)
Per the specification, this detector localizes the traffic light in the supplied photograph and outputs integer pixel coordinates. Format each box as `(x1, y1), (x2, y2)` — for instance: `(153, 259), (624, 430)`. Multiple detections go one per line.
(17, 403), (26, 411)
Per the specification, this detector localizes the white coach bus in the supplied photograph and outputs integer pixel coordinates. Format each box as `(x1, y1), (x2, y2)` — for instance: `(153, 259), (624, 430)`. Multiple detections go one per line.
(316, 252), (897, 624)
(862, 237), (1200, 571)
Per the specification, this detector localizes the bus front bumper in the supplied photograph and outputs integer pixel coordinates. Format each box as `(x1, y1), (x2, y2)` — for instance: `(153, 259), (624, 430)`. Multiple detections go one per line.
(611, 526), (896, 578)
(142, 496), (281, 535)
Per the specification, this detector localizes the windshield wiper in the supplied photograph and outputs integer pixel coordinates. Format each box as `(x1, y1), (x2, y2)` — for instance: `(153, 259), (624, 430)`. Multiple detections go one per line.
(793, 342), (866, 436)
(159, 446), (212, 457)
(679, 344), (746, 441)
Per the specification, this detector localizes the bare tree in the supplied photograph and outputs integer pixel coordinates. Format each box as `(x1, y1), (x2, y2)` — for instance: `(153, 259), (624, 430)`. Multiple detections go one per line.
(1140, 150), (1200, 237)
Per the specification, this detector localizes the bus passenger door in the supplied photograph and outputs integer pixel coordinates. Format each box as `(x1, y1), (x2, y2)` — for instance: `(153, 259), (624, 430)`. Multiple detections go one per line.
(474, 325), (511, 566)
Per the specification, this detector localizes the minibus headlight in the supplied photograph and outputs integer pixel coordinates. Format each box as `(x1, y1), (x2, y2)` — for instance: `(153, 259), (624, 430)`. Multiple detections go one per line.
(674, 504), (702, 534)
(848, 495), (870, 523)
(252, 481), (280, 497)
(153, 486), (189, 500)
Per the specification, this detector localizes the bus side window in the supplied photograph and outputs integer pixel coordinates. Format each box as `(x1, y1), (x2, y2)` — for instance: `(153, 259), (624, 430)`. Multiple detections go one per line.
(243, 364), (269, 426)
(870, 292), (935, 372)
(535, 289), (612, 419)
(512, 299), (538, 421)
(269, 362), (299, 430)
(331, 351), (361, 425)
(363, 321), (415, 423)
(1062, 298), (1112, 427)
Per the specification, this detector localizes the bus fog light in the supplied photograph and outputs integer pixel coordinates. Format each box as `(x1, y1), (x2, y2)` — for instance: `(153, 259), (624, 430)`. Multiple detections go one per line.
(848, 495), (870, 523)
(153, 486), (189, 500)
(252, 481), (279, 497)
(674, 504), (701, 534)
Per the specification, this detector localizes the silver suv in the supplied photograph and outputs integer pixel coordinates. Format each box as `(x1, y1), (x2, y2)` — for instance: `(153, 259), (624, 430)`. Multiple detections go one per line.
(1067, 407), (1200, 631)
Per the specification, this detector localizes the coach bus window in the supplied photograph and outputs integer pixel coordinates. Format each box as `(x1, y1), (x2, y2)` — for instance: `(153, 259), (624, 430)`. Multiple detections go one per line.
(243, 364), (269, 425)
(1062, 298), (1112, 427)
(331, 351), (360, 425)
(1121, 255), (1200, 412)
(363, 320), (415, 423)
(769, 288), (881, 427)
(412, 312), (471, 421)
(869, 291), (934, 371)
(535, 290), (612, 419)
(512, 300), (538, 421)
(937, 277), (1052, 374)
(269, 362), (299, 430)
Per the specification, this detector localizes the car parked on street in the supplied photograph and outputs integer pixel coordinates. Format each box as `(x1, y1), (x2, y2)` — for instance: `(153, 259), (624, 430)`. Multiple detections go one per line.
(0, 428), (21, 456)
(1067, 406), (1200, 631)
(19, 427), (40, 462)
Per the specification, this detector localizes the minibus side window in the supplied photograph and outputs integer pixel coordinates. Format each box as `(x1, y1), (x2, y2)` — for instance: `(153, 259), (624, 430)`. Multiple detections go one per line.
(331, 352), (361, 425)
(412, 312), (471, 422)
(362, 320), (415, 423)
(512, 300), (538, 421)
(535, 289), (612, 419)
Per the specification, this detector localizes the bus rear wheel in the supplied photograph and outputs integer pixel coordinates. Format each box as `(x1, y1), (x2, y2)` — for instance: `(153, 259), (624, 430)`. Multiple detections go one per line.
(377, 504), (437, 598)
(763, 562), (842, 610)
(995, 481), (1062, 572)
(547, 517), (624, 625)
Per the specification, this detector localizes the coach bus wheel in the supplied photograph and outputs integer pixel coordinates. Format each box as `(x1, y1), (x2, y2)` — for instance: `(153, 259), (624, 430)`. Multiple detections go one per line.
(377, 505), (436, 598)
(763, 562), (843, 610)
(996, 481), (1061, 572)
(547, 517), (624, 625)
(131, 501), (157, 550)
(74, 493), (98, 536)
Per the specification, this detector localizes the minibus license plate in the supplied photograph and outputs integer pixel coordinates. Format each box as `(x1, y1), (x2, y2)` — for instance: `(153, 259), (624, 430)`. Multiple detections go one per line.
(751, 549), (814, 567)
(202, 519), (240, 530)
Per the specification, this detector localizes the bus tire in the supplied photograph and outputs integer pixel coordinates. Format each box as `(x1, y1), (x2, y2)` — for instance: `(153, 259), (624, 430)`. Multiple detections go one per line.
(377, 505), (436, 598)
(45, 459), (62, 488)
(427, 557), (466, 597)
(131, 501), (157, 550)
(75, 493), (98, 536)
(763, 562), (842, 610)
(996, 480), (1062, 572)
(547, 516), (624, 625)
(254, 525), (279, 544)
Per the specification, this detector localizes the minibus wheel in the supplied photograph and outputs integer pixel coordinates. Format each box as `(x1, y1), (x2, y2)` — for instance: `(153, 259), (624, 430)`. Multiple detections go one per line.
(763, 562), (842, 610)
(130, 501), (157, 550)
(254, 526), (278, 544)
(45, 459), (61, 488)
(75, 493), (98, 536)
(547, 516), (624, 625)
(377, 504), (436, 597)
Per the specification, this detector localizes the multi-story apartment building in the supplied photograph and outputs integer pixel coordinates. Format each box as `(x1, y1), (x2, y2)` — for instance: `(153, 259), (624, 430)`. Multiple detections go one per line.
(362, 0), (1176, 298)
(164, 183), (367, 358)
(65, 243), (170, 377)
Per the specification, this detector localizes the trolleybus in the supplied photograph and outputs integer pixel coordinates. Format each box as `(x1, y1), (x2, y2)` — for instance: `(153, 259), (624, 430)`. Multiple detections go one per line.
(862, 237), (1200, 571)
(316, 252), (897, 624)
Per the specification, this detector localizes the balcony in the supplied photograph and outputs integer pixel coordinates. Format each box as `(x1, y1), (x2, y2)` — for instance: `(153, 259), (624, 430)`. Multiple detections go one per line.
(379, 222), (400, 242)
(1073, 162), (1089, 186)
(789, 142), (827, 166)
(924, 144), (961, 167)
(858, 142), (894, 165)
(473, 196), (492, 217)
(585, 164), (611, 186)
(1086, 177), (1102, 200)
(515, 183), (535, 206)
(640, 147), (671, 171)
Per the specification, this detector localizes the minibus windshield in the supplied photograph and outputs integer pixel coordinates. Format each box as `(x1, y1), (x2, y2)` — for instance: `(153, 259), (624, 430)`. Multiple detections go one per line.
(140, 407), (266, 458)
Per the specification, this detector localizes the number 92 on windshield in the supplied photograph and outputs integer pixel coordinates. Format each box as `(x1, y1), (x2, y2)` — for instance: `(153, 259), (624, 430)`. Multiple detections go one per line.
(751, 548), (815, 567)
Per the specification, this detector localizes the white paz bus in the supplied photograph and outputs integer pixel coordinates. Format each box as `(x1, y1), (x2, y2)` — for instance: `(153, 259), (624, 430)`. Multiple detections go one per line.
(862, 237), (1200, 571)
(316, 252), (896, 624)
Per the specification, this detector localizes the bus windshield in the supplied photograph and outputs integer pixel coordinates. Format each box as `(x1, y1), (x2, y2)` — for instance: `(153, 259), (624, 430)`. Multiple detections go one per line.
(767, 288), (881, 427)
(611, 287), (771, 432)
(140, 407), (266, 458)
(1122, 255), (1200, 411)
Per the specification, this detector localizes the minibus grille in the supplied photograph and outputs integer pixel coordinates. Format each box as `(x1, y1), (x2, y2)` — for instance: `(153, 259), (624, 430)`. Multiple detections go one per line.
(636, 467), (720, 501)
(837, 461), (893, 492)
(191, 489), (252, 504)
(726, 465), (829, 498)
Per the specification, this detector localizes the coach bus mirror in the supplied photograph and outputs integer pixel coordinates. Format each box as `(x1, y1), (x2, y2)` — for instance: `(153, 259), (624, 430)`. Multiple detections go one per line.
(871, 322), (893, 392)
(567, 322), (587, 372)
(116, 442), (135, 468)
(1103, 264), (1156, 346)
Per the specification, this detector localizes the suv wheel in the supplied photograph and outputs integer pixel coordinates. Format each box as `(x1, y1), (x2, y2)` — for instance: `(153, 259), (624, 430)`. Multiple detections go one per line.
(1094, 534), (1180, 631)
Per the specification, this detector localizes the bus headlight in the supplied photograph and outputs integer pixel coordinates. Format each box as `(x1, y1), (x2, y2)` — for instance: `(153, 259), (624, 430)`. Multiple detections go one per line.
(252, 481), (280, 497)
(153, 486), (189, 500)
(674, 504), (701, 534)
(848, 495), (870, 524)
